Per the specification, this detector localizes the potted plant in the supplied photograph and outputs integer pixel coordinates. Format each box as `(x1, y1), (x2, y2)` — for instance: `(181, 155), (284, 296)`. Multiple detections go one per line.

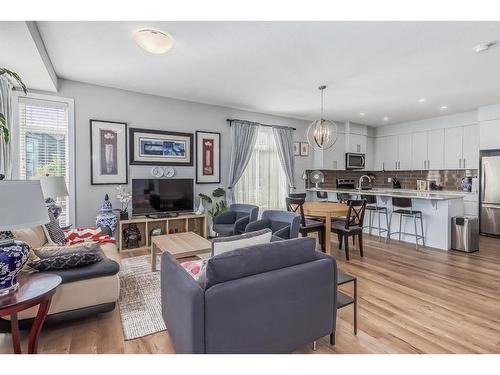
(115, 185), (132, 220)
(198, 187), (228, 218)
(198, 188), (228, 237)
(0, 68), (27, 145)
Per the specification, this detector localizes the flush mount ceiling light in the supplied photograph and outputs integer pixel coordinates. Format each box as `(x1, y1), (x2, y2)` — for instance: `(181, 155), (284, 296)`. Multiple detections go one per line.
(133, 29), (174, 54)
(306, 85), (338, 150)
(418, 97), (427, 103)
(359, 112), (366, 117)
(473, 41), (497, 53)
(383, 116), (389, 121)
(440, 105), (448, 111)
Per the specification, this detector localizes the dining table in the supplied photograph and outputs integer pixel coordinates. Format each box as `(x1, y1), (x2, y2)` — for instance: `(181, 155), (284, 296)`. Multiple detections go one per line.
(301, 201), (349, 255)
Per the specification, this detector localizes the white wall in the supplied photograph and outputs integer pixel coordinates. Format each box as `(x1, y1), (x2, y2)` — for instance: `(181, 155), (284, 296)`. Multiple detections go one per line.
(44, 79), (312, 226)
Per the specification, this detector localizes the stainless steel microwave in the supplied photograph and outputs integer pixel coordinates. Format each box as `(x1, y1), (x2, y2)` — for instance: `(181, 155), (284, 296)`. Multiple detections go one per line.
(345, 153), (366, 169)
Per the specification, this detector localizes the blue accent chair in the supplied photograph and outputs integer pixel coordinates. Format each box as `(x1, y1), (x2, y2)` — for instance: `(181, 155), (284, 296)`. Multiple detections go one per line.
(212, 204), (259, 236)
(245, 210), (301, 239)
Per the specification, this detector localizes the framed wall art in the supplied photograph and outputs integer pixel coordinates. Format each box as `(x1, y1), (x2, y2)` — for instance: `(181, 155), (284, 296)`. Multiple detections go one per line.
(293, 142), (300, 156)
(300, 142), (310, 156)
(196, 131), (221, 184)
(90, 120), (128, 185)
(129, 128), (193, 166)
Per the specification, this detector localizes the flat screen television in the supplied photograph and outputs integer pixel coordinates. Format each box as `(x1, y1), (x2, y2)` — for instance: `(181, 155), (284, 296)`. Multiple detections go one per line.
(132, 178), (194, 216)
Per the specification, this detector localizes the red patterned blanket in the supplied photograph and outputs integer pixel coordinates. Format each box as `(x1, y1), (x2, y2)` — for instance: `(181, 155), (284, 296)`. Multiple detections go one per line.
(64, 227), (116, 245)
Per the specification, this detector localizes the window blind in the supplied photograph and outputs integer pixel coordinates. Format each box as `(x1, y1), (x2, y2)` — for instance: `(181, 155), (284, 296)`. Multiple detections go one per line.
(18, 97), (70, 226)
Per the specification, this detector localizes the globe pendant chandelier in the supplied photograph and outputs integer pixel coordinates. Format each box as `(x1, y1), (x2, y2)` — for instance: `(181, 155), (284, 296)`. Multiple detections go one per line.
(306, 85), (338, 150)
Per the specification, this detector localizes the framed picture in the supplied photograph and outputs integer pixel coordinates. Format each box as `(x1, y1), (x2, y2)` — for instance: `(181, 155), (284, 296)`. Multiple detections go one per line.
(129, 128), (193, 166)
(294, 142), (301, 156)
(90, 120), (128, 185)
(300, 142), (310, 156)
(196, 131), (221, 184)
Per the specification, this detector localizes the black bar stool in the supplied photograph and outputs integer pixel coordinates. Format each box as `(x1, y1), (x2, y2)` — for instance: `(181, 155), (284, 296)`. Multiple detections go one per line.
(387, 197), (425, 249)
(361, 194), (389, 239)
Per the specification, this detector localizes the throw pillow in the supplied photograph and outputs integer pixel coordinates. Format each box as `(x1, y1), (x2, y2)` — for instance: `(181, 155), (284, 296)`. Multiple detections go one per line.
(180, 258), (209, 288)
(211, 228), (272, 256)
(42, 211), (67, 245)
(28, 249), (104, 271)
(33, 243), (101, 259)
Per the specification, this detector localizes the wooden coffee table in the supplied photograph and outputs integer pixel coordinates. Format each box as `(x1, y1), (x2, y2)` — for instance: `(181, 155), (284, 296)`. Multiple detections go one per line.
(151, 231), (212, 271)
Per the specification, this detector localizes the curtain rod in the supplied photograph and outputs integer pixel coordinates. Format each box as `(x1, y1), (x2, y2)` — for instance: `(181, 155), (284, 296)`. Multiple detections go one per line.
(226, 118), (296, 131)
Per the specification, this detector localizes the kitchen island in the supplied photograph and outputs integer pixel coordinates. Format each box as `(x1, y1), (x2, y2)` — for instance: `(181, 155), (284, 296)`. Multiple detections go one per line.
(306, 188), (468, 250)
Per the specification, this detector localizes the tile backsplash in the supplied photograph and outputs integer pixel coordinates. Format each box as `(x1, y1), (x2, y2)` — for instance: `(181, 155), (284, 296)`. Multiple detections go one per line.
(305, 169), (478, 191)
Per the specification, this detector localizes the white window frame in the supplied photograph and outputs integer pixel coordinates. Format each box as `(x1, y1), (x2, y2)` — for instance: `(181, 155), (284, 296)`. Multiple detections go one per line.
(11, 91), (76, 226)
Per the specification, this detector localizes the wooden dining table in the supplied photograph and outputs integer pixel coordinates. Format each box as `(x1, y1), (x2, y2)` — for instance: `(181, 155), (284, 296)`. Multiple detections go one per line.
(302, 202), (349, 255)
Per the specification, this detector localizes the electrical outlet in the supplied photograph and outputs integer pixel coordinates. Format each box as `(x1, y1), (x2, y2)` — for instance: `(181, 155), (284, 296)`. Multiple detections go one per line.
(387, 178), (391, 183)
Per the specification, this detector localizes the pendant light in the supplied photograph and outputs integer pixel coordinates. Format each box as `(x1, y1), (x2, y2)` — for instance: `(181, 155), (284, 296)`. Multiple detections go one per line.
(306, 85), (338, 150)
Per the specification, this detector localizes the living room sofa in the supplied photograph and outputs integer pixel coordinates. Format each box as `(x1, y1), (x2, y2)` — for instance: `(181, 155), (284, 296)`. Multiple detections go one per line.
(2, 226), (120, 326)
(161, 236), (337, 353)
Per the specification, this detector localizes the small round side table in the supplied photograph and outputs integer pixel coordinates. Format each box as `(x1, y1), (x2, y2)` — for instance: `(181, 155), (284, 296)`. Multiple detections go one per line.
(0, 273), (61, 354)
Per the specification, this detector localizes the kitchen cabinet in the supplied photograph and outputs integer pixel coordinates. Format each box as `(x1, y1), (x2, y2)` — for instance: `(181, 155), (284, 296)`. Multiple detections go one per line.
(398, 134), (413, 170)
(411, 131), (428, 170)
(347, 133), (367, 154)
(373, 137), (385, 171)
(312, 133), (345, 170)
(462, 124), (479, 169)
(480, 119), (500, 150)
(365, 137), (374, 171)
(427, 128), (445, 170)
(444, 127), (463, 169)
(384, 135), (399, 171)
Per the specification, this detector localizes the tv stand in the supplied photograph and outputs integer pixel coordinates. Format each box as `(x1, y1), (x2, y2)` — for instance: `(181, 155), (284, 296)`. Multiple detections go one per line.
(146, 212), (179, 219)
(118, 213), (208, 253)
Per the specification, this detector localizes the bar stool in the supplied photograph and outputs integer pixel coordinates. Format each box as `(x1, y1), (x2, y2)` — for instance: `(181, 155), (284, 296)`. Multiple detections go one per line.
(387, 197), (425, 249)
(362, 194), (389, 239)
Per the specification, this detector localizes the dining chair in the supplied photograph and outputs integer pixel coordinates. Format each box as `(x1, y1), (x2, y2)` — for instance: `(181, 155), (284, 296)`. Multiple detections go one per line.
(286, 197), (325, 252)
(331, 199), (367, 260)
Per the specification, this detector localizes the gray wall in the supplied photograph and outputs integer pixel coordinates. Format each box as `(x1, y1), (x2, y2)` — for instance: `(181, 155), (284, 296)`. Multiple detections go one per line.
(52, 79), (311, 226)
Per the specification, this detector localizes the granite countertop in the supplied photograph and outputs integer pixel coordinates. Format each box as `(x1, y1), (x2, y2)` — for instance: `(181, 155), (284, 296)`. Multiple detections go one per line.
(306, 187), (472, 200)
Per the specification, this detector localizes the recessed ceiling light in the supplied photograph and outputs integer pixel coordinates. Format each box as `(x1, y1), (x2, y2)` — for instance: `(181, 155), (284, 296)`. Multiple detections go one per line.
(440, 105), (448, 111)
(474, 41), (497, 53)
(360, 112), (365, 117)
(133, 29), (174, 54)
(418, 98), (427, 103)
(383, 116), (389, 121)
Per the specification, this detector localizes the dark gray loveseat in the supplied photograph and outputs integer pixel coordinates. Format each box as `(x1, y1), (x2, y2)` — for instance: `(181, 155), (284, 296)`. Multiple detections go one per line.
(161, 237), (337, 353)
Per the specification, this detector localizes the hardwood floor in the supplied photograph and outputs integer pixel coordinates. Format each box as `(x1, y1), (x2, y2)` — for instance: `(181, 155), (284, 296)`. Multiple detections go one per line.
(2, 235), (500, 354)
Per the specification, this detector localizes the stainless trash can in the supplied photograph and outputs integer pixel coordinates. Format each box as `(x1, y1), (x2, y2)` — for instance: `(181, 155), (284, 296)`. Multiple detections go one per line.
(451, 216), (479, 252)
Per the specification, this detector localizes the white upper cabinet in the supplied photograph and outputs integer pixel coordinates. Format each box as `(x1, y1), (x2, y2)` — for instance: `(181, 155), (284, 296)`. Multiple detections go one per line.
(398, 134), (413, 170)
(462, 124), (479, 170)
(373, 137), (386, 171)
(365, 137), (374, 171)
(444, 127), (463, 169)
(427, 128), (445, 170)
(312, 133), (345, 170)
(347, 133), (367, 154)
(384, 135), (399, 171)
(480, 119), (500, 150)
(411, 131), (428, 170)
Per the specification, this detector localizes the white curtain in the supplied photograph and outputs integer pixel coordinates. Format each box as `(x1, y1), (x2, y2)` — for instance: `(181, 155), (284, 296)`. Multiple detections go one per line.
(234, 126), (287, 209)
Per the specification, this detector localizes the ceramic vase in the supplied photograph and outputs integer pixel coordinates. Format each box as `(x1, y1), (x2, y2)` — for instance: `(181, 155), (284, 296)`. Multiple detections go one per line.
(0, 233), (30, 296)
(95, 194), (118, 234)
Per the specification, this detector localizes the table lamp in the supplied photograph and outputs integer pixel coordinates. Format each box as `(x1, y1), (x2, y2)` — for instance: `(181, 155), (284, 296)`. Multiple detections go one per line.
(32, 175), (69, 220)
(0, 180), (49, 296)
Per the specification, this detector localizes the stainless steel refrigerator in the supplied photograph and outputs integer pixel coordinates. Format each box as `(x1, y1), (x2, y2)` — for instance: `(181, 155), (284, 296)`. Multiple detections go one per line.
(480, 151), (500, 236)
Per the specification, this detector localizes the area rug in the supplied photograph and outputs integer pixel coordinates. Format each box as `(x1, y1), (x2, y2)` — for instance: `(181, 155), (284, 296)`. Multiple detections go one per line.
(118, 255), (166, 340)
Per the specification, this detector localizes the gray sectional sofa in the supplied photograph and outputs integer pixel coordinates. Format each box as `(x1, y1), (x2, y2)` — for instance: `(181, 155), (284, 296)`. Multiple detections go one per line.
(161, 236), (338, 353)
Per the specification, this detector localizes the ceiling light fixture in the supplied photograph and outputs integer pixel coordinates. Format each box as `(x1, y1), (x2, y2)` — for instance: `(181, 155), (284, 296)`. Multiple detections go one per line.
(133, 29), (174, 54)
(418, 98), (427, 103)
(440, 105), (448, 111)
(383, 116), (389, 121)
(474, 41), (497, 53)
(360, 112), (365, 117)
(306, 85), (338, 150)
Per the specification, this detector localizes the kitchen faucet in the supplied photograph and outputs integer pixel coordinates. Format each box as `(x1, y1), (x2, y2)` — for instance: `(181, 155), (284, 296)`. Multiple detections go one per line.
(358, 175), (371, 194)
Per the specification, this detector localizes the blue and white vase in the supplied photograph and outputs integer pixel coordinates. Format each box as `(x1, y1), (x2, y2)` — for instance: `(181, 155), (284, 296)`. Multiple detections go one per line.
(0, 232), (30, 296)
(95, 194), (118, 235)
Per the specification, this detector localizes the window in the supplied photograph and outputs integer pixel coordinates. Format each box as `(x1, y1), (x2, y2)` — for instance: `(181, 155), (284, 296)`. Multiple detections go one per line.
(235, 126), (287, 209)
(17, 96), (72, 226)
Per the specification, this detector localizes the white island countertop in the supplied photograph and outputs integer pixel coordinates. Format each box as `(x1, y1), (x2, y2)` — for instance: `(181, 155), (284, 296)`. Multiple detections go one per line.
(306, 187), (469, 200)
